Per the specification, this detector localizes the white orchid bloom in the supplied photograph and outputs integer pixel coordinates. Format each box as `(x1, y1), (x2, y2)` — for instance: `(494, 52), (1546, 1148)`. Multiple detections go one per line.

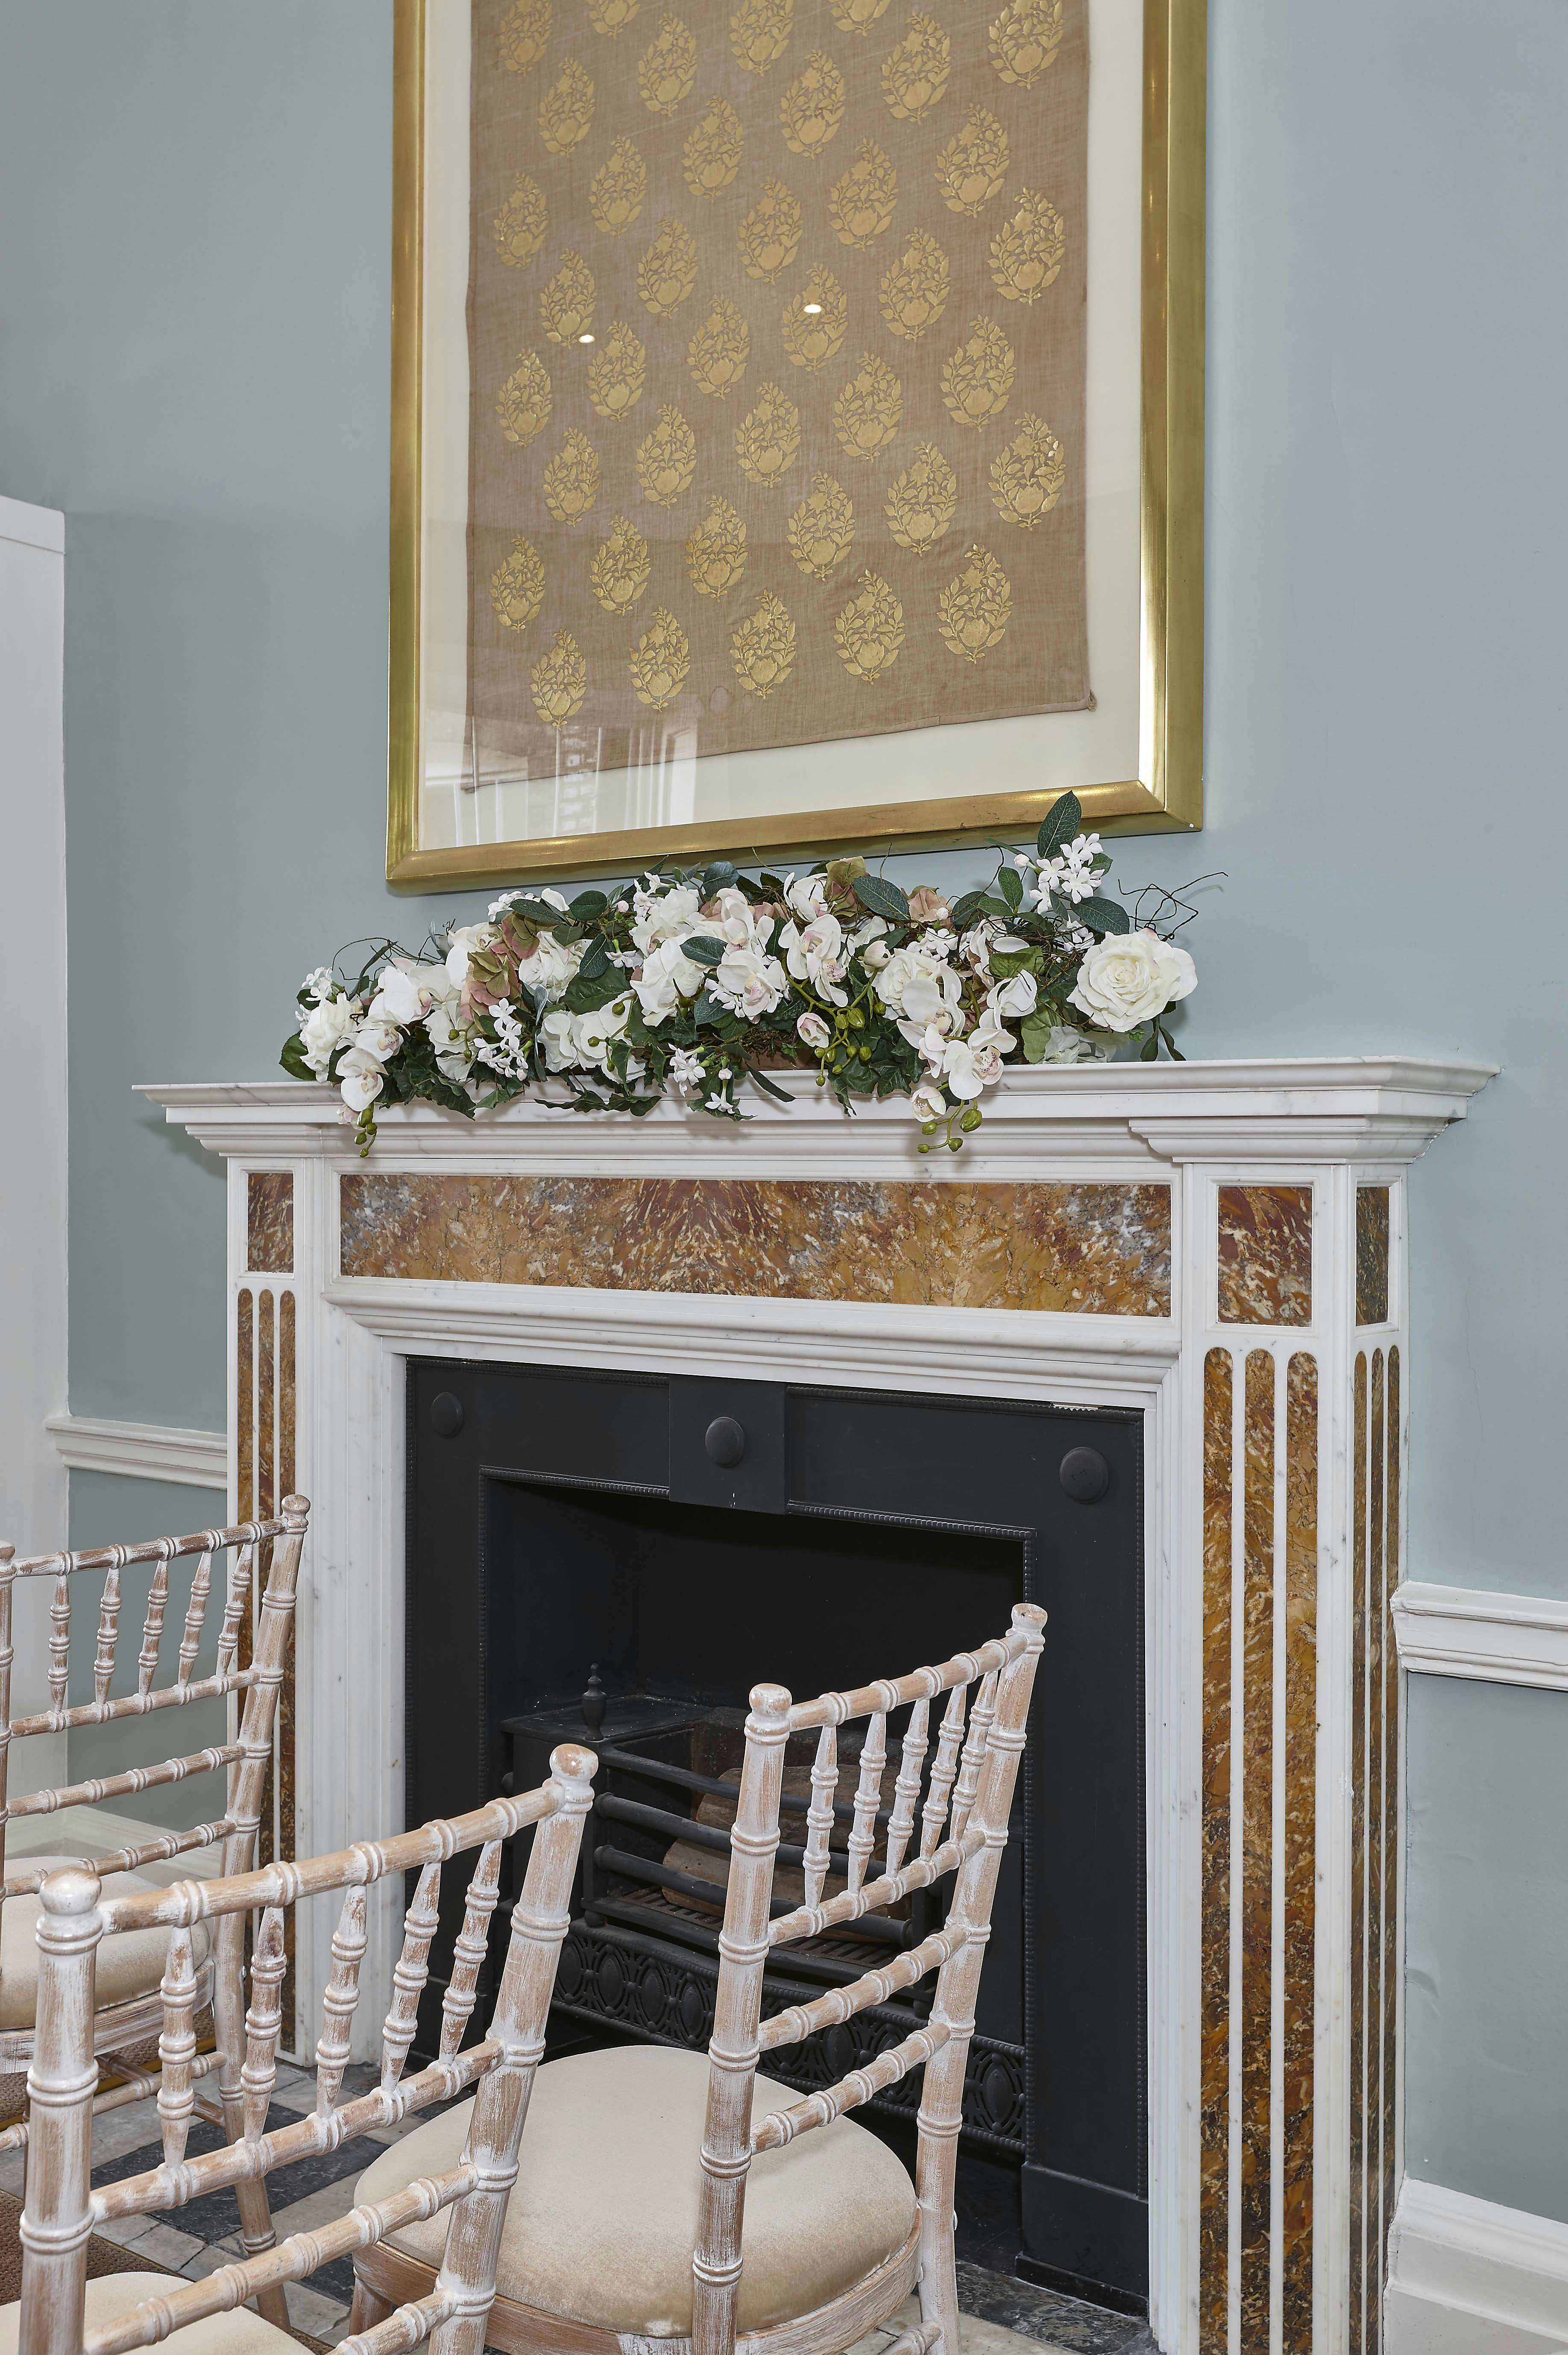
(297, 991), (356, 1076)
(987, 968), (1038, 1021)
(537, 1008), (582, 1072)
(633, 934), (705, 1024)
(366, 966), (428, 1028)
(711, 941), (788, 1019)
(796, 1011), (832, 1051)
(779, 909), (849, 1007)
(444, 923), (494, 991)
(631, 882), (703, 956)
(337, 1047), (387, 1113)
(782, 871), (831, 924)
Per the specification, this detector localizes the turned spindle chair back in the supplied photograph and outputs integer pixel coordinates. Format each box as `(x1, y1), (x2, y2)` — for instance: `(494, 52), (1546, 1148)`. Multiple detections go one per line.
(0, 1500), (308, 2138)
(16, 1746), (597, 2355)
(693, 1602), (1046, 2355)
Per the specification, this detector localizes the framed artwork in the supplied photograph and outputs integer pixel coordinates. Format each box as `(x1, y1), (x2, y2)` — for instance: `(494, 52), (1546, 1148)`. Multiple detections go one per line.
(387, 0), (1205, 886)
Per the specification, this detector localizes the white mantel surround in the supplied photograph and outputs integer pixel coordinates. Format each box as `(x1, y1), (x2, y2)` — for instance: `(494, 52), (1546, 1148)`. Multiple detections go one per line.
(143, 1057), (1494, 2355)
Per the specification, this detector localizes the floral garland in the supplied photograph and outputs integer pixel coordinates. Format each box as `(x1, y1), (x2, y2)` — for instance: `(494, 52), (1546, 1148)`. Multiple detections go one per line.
(282, 794), (1198, 1155)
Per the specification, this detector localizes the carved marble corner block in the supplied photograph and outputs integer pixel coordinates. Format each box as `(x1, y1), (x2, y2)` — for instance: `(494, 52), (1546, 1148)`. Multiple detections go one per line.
(138, 1058), (1495, 2355)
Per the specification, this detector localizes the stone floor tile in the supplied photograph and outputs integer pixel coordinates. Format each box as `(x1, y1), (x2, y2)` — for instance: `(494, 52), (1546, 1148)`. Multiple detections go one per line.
(119, 2221), (206, 2269)
(283, 2282), (353, 2340)
(0, 2153), (25, 2199)
(87, 2215), (156, 2250)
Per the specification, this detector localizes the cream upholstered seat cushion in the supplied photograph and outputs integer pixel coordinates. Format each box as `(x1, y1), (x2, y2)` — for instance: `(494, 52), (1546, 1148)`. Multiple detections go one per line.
(0, 1864), (211, 2033)
(354, 2044), (917, 2336)
(0, 2273), (292, 2355)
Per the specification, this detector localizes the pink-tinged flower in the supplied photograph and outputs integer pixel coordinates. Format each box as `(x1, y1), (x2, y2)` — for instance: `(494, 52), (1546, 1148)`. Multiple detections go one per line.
(906, 886), (950, 924)
(796, 1011), (832, 1051)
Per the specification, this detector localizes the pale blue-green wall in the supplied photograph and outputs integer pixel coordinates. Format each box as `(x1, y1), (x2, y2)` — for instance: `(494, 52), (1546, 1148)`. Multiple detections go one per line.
(2, 0), (1565, 2219)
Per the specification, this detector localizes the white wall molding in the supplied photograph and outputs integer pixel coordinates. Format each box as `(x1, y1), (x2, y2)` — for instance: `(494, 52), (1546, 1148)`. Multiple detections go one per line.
(1392, 1582), (1568, 1694)
(1386, 2176), (1568, 2353)
(44, 1412), (227, 1491)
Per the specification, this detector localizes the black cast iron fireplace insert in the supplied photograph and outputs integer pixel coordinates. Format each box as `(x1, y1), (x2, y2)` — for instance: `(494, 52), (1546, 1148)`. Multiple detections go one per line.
(404, 1358), (1147, 2305)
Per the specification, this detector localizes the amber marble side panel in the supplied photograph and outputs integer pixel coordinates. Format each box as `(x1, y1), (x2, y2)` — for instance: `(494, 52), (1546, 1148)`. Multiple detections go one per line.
(1356, 1188), (1390, 1327)
(1381, 1349), (1401, 2323)
(1239, 1350), (1276, 2345)
(236, 1291), (254, 1525)
(1200, 1348), (1234, 2355)
(338, 1175), (1174, 1316)
(1218, 1186), (1314, 1326)
(275, 1291), (296, 2044)
(1282, 1353), (1319, 2351)
(1368, 1353), (1386, 2355)
(246, 1172), (294, 1274)
(1349, 1353), (1369, 2355)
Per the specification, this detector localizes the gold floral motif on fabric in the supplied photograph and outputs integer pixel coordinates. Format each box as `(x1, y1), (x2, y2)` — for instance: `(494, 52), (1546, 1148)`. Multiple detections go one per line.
(686, 496), (749, 596)
(499, 0), (553, 73)
(879, 229), (950, 339)
(634, 404), (698, 504)
(833, 352), (902, 457)
(786, 473), (854, 577)
(730, 0), (793, 75)
(589, 515), (653, 612)
(936, 542), (1011, 659)
(988, 0), (1062, 87)
(730, 590), (797, 696)
(829, 0), (891, 32)
(539, 251), (596, 342)
(636, 218), (698, 316)
(827, 139), (898, 248)
(687, 298), (750, 397)
(833, 570), (905, 679)
(780, 268), (848, 369)
(496, 351), (554, 446)
(682, 99), (744, 199)
(589, 137), (647, 232)
(587, 0), (640, 35)
(989, 189), (1064, 302)
(629, 607), (691, 708)
(542, 428), (601, 523)
(539, 59), (595, 152)
(490, 535), (546, 630)
(882, 14), (950, 123)
(734, 381), (802, 483)
(940, 316), (1014, 427)
(935, 105), (1009, 215)
(737, 178), (803, 281)
(988, 413), (1065, 525)
(637, 14), (698, 112)
(530, 629), (587, 722)
(779, 52), (846, 159)
(588, 321), (648, 418)
(494, 173), (548, 267)
(884, 442), (957, 552)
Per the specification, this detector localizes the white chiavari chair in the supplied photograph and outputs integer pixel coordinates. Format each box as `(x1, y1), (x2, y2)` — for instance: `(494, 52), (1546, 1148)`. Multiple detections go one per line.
(347, 1602), (1045, 2355)
(6, 1743), (595, 2355)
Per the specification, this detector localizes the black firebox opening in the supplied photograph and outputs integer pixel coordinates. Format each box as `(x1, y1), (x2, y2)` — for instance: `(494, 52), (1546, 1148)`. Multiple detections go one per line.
(404, 1358), (1147, 2306)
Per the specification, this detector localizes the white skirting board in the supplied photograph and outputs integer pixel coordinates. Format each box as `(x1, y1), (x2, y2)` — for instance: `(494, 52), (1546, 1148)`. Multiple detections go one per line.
(44, 1412), (227, 1490)
(1386, 2178), (1568, 2354)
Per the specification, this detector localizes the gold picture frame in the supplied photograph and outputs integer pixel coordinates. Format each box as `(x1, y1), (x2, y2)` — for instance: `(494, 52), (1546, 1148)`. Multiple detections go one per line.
(387, 0), (1205, 888)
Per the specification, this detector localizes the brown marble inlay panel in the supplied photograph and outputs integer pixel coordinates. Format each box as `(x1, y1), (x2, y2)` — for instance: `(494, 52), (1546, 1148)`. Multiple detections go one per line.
(236, 1291), (254, 1525)
(1381, 1349), (1401, 2322)
(1349, 1353), (1368, 2355)
(1199, 1347), (1234, 2355)
(1282, 1352), (1319, 2350)
(1240, 1349), (1275, 2346)
(1218, 1185), (1313, 1327)
(246, 1171), (294, 1274)
(276, 1290), (296, 2044)
(1356, 1186), (1390, 1327)
(1368, 1350), (1386, 2355)
(257, 1292), (275, 1525)
(339, 1175), (1173, 1316)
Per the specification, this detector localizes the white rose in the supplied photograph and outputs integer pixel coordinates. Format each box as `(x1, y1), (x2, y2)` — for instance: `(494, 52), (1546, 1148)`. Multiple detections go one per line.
(366, 966), (428, 1028)
(523, 929), (586, 996)
(796, 1011), (832, 1050)
(1068, 929), (1196, 1033)
(444, 923), (493, 991)
(633, 934), (704, 1024)
(987, 969), (1038, 1020)
(298, 993), (356, 1075)
(712, 942), (788, 1019)
(538, 1008), (581, 1072)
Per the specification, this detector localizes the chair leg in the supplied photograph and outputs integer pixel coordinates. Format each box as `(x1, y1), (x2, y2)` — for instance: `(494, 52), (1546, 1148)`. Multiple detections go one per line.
(233, 2175), (290, 2329)
(349, 2276), (395, 2335)
(915, 2131), (962, 2355)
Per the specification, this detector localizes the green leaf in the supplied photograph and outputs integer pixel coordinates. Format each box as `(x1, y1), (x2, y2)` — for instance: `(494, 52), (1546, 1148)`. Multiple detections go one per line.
(975, 894), (1014, 923)
(947, 890), (985, 930)
(1018, 1008), (1063, 1064)
(682, 935), (727, 966)
(998, 864), (1024, 912)
(558, 966), (626, 1014)
(279, 1034), (314, 1083)
(1076, 895), (1131, 936)
(691, 988), (725, 1025)
(747, 1063), (793, 1103)
(1140, 1028), (1159, 1060)
(989, 944), (1043, 981)
(569, 889), (609, 922)
(510, 894), (572, 929)
(852, 874), (911, 923)
(1036, 791), (1082, 860)
(701, 860), (740, 896)
(577, 938), (610, 981)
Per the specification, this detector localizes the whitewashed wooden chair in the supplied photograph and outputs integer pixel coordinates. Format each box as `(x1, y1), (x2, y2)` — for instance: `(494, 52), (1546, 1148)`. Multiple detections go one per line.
(348, 1602), (1046, 2355)
(8, 1742), (596, 2355)
(0, 1501), (307, 2323)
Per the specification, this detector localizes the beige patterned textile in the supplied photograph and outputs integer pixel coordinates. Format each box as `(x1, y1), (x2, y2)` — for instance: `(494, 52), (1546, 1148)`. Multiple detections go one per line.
(468, 0), (1088, 786)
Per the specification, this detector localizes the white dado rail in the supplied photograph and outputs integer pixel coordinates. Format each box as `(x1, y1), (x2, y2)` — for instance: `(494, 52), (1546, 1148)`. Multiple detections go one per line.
(143, 1057), (1493, 2355)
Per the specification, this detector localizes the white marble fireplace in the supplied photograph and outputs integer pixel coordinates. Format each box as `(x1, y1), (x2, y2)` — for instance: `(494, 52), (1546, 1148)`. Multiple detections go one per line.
(144, 1056), (1492, 2355)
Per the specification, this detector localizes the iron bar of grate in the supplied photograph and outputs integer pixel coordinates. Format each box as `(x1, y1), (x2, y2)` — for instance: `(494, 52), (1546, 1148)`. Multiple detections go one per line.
(593, 1743), (893, 1830)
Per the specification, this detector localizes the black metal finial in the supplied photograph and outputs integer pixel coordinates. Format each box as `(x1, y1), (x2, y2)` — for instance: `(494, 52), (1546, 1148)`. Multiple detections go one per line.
(581, 1664), (607, 1737)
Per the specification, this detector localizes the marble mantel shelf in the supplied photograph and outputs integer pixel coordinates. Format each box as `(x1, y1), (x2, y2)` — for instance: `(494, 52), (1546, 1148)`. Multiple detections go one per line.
(138, 1054), (1496, 2355)
(139, 1056), (1498, 1175)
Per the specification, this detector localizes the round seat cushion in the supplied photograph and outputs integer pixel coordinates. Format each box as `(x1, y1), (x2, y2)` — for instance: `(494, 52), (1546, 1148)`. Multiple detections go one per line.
(0, 1863), (211, 2033)
(354, 2045), (917, 2336)
(0, 2274), (293, 2355)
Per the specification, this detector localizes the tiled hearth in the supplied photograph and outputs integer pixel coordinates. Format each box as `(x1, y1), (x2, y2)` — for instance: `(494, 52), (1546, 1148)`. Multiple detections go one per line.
(144, 1058), (1493, 2355)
